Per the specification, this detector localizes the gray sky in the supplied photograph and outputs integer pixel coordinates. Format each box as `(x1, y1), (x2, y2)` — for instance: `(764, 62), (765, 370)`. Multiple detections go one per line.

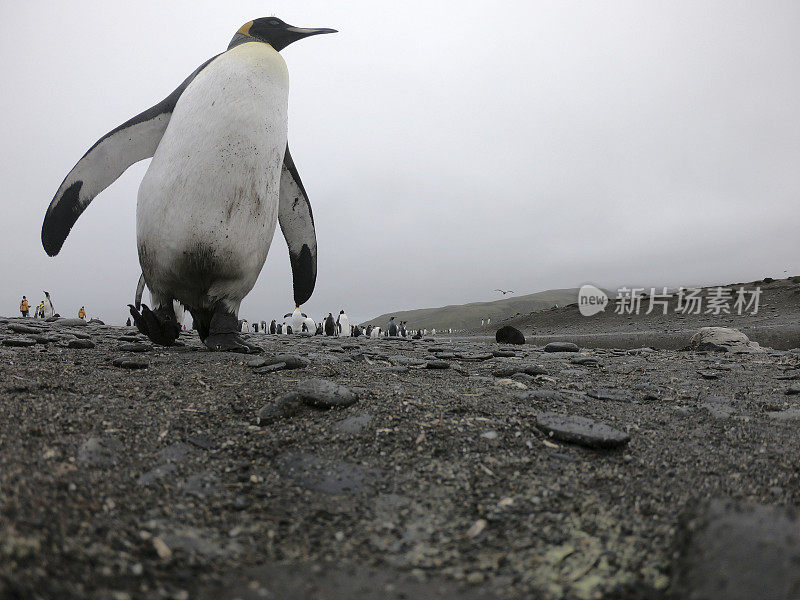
(2, 1), (799, 325)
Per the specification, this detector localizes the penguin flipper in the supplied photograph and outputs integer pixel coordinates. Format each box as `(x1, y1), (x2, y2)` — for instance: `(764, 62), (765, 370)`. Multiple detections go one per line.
(41, 55), (219, 256)
(279, 145), (317, 306)
(134, 273), (146, 311)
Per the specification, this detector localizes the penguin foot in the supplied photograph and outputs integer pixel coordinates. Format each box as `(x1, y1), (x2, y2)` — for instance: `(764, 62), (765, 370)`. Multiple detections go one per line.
(202, 310), (262, 353)
(128, 303), (180, 346)
(203, 333), (262, 353)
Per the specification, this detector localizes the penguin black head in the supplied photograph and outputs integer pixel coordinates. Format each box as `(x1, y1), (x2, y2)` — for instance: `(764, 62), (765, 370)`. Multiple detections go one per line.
(230, 17), (337, 51)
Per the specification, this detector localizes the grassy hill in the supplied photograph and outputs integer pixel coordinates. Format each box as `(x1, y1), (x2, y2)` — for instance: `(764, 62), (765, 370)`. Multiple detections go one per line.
(360, 288), (579, 331)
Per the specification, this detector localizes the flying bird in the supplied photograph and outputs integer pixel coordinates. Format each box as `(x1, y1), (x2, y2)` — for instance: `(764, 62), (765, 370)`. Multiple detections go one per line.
(494, 289), (514, 295)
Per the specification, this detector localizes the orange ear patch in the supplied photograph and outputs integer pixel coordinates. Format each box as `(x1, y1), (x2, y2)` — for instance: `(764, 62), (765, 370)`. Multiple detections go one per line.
(237, 21), (253, 36)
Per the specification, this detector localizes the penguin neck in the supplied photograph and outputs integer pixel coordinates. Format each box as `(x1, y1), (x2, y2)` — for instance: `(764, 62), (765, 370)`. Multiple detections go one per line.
(227, 33), (275, 51)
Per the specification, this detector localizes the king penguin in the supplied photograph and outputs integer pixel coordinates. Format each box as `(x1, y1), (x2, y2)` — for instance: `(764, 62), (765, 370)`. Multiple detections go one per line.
(284, 307), (306, 333)
(41, 18), (336, 353)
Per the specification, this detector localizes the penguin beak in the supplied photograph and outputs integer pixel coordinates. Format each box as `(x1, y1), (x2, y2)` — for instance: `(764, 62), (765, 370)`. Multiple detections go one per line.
(286, 26), (338, 38)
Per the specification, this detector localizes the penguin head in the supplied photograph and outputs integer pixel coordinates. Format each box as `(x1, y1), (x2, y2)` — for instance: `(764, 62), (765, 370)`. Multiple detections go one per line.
(231, 17), (336, 51)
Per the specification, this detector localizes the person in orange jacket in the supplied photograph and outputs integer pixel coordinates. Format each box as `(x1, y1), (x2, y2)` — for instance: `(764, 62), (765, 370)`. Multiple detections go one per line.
(20, 296), (29, 317)
(78, 306), (86, 319)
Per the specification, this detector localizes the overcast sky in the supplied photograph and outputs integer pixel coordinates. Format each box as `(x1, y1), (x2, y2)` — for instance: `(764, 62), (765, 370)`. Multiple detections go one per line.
(2, 1), (798, 325)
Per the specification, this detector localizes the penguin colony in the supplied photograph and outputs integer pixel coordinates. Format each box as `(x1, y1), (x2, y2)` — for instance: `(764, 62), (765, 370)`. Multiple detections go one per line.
(41, 17), (336, 353)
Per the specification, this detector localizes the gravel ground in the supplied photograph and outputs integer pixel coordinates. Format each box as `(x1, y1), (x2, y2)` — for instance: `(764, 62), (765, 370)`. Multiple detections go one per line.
(2, 315), (800, 599)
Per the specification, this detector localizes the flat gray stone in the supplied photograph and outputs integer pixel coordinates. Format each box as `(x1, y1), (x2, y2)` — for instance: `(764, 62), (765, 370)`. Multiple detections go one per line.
(689, 326), (763, 353)
(390, 355), (426, 366)
(250, 354), (308, 370)
(700, 395), (734, 419)
(786, 384), (800, 395)
(544, 342), (580, 353)
(120, 343), (151, 352)
(493, 364), (548, 377)
(54, 318), (88, 327)
(137, 463), (178, 486)
(77, 436), (123, 466)
(295, 379), (358, 408)
(256, 393), (304, 425)
(277, 451), (378, 495)
(534, 412), (630, 449)
(67, 339), (95, 349)
(8, 324), (42, 335)
(426, 360), (450, 369)
(332, 413), (372, 435)
(672, 499), (800, 600)
(112, 357), (149, 369)
(588, 388), (635, 403)
(2, 337), (37, 347)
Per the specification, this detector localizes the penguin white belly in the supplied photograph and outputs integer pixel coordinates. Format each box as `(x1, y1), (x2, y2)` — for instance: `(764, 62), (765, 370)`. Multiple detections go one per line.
(137, 42), (289, 311)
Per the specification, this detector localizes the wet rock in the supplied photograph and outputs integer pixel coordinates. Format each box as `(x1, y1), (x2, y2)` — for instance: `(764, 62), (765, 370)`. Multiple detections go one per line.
(767, 408), (800, 421)
(8, 324), (42, 335)
(112, 357), (149, 369)
(187, 435), (216, 450)
(534, 412), (630, 449)
(495, 326), (525, 345)
(492, 364), (548, 377)
(425, 360), (450, 369)
(377, 366), (410, 374)
(277, 451), (378, 495)
(120, 343), (151, 352)
(689, 327), (763, 353)
(492, 350), (516, 358)
(332, 413), (372, 435)
(700, 396), (734, 419)
(67, 339), (95, 349)
(570, 356), (599, 366)
(250, 354), (308, 370)
(544, 342), (579, 353)
(157, 443), (194, 463)
(390, 355), (426, 366)
(256, 393), (304, 425)
(182, 471), (221, 497)
(3, 337), (37, 347)
(54, 318), (88, 328)
(77, 436), (122, 466)
(34, 335), (59, 344)
(253, 362), (289, 374)
(672, 499), (800, 600)
(137, 463), (178, 486)
(786, 384), (800, 395)
(295, 379), (358, 408)
(588, 388), (634, 403)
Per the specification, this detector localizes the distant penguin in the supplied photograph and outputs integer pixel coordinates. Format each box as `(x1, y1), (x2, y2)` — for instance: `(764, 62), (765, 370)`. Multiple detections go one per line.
(42, 291), (55, 319)
(270, 319), (277, 334)
(337, 310), (350, 337)
(324, 313), (336, 336)
(252, 322), (258, 333)
(286, 325), (293, 334)
(43, 18), (336, 352)
(303, 316), (315, 332)
(260, 320), (267, 333)
(399, 321), (407, 337)
(240, 319), (249, 333)
(431, 328), (436, 335)
(316, 322), (323, 335)
(126, 317), (132, 327)
(276, 323), (283, 334)
(285, 307), (307, 333)
(365, 324), (373, 337)
(370, 326), (381, 339)
(388, 316), (397, 337)
(412, 329), (422, 339)
(352, 325), (361, 337)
